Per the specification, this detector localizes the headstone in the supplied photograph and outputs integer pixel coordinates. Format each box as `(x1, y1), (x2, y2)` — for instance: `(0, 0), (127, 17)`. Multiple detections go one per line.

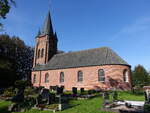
(56, 86), (64, 95)
(49, 86), (56, 91)
(80, 88), (84, 95)
(58, 95), (62, 111)
(36, 88), (51, 106)
(144, 91), (148, 102)
(103, 92), (110, 105)
(145, 89), (150, 103)
(40, 89), (50, 99)
(72, 87), (77, 95)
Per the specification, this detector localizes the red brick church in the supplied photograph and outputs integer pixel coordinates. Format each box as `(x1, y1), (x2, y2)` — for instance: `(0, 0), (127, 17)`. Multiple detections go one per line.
(31, 11), (132, 91)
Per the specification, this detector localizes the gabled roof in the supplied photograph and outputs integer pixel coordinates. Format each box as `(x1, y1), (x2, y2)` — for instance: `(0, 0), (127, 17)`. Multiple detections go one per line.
(33, 47), (130, 71)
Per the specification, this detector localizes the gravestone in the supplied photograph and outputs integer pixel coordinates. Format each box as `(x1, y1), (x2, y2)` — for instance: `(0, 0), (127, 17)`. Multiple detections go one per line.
(80, 88), (84, 95)
(103, 92), (110, 106)
(36, 88), (51, 106)
(72, 87), (77, 96)
(49, 86), (57, 92)
(145, 89), (150, 103)
(56, 86), (64, 95)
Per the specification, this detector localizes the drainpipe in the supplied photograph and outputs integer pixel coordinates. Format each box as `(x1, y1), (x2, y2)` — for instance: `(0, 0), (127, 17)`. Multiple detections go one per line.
(39, 70), (42, 87)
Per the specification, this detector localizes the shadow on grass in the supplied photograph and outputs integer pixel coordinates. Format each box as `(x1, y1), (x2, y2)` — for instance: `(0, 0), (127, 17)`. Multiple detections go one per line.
(67, 103), (80, 109)
(0, 106), (11, 113)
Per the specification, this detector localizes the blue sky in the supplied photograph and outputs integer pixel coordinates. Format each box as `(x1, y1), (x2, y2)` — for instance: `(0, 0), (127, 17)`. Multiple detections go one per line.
(1, 0), (150, 71)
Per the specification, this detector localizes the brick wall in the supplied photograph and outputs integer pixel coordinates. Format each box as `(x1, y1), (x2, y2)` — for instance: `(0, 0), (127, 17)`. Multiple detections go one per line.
(33, 35), (49, 66)
(32, 65), (132, 90)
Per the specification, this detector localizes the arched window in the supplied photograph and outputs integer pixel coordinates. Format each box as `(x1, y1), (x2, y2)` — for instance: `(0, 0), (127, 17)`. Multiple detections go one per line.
(33, 74), (36, 83)
(41, 49), (44, 58)
(123, 69), (129, 82)
(98, 69), (105, 82)
(77, 71), (83, 82)
(60, 72), (64, 83)
(45, 73), (49, 83)
(38, 49), (40, 58)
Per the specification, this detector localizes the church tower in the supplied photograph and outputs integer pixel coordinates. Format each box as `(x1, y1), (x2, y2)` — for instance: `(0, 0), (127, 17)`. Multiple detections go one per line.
(33, 11), (58, 67)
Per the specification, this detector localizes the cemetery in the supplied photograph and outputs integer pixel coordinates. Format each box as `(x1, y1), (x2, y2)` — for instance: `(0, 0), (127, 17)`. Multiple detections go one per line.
(0, 82), (150, 113)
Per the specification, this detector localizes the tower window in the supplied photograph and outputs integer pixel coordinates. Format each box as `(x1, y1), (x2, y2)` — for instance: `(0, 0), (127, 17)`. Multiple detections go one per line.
(45, 73), (49, 83)
(41, 49), (44, 58)
(38, 49), (40, 58)
(33, 74), (36, 83)
(98, 69), (105, 82)
(123, 69), (129, 82)
(60, 72), (64, 83)
(77, 71), (83, 82)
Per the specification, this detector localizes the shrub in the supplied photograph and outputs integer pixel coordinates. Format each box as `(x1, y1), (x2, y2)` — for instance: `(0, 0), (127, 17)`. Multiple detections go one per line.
(3, 87), (15, 97)
(144, 103), (150, 113)
(20, 97), (36, 110)
(0, 88), (4, 94)
(64, 91), (73, 95)
(80, 88), (84, 95)
(24, 87), (38, 97)
(88, 89), (96, 95)
(14, 80), (28, 89)
(112, 91), (118, 101)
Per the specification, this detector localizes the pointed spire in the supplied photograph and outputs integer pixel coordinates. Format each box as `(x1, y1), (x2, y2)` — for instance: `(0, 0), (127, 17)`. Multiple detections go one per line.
(54, 32), (58, 41)
(42, 11), (54, 35)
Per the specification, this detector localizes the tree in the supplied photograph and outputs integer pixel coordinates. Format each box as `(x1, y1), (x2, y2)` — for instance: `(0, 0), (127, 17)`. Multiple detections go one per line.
(0, 34), (34, 87)
(132, 65), (150, 88)
(0, 0), (15, 29)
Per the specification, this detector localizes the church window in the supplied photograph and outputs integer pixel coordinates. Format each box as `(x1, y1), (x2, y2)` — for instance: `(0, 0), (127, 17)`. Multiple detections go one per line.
(60, 72), (64, 83)
(77, 71), (83, 82)
(123, 69), (129, 82)
(98, 69), (105, 82)
(41, 49), (44, 58)
(45, 73), (49, 83)
(33, 74), (36, 83)
(38, 49), (40, 58)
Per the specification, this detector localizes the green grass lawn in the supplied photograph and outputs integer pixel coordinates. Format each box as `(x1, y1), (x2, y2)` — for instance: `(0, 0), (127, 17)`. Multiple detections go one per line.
(0, 91), (144, 113)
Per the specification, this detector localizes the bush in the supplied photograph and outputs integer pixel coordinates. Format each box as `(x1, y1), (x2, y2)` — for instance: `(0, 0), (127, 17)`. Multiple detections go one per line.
(0, 88), (4, 94)
(88, 89), (96, 95)
(3, 87), (15, 97)
(80, 88), (84, 95)
(144, 103), (150, 113)
(64, 91), (73, 95)
(24, 87), (38, 97)
(19, 97), (36, 110)
(112, 91), (118, 101)
(14, 80), (28, 89)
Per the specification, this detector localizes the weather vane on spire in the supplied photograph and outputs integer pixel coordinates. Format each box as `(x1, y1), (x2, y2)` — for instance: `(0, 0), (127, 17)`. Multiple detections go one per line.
(48, 0), (52, 10)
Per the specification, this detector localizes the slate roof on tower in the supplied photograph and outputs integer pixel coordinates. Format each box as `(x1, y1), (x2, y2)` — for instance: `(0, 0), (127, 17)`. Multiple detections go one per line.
(36, 11), (54, 37)
(33, 47), (130, 71)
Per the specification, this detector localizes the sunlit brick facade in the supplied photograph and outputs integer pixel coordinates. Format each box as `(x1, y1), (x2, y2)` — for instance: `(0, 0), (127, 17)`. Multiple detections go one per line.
(32, 12), (132, 91)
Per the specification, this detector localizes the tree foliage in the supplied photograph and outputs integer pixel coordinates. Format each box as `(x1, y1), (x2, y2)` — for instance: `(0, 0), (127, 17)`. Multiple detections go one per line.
(0, 34), (34, 87)
(132, 65), (150, 88)
(0, 0), (15, 29)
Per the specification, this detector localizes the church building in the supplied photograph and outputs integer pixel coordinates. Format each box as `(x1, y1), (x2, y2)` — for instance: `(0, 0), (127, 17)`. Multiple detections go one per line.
(32, 12), (132, 91)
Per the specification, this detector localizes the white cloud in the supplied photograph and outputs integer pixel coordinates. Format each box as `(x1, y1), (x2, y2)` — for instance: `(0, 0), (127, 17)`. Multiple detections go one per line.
(110, 16), (150, 41)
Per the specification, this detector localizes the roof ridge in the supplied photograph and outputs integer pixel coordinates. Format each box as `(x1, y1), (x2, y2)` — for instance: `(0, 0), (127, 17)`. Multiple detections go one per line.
(55, 46), (111, 56)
